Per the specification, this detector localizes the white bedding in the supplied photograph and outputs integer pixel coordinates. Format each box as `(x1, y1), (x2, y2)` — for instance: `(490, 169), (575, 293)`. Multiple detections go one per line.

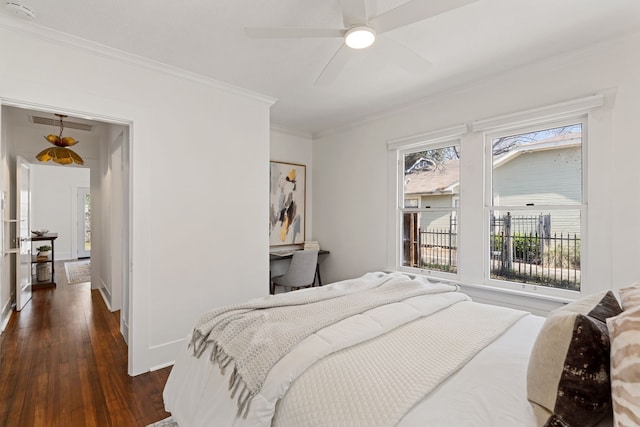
(401, 313), (544, 426)
(164, 271), (561, 427)
(165, 311), (543, 427)
(189, 271), (467, 418)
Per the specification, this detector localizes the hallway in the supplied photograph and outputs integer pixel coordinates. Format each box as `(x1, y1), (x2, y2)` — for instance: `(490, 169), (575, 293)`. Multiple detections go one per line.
(0, 261), (171, 426)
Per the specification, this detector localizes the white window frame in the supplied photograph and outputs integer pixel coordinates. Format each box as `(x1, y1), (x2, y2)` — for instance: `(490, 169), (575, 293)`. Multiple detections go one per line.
(483, 117), (587, 300)
(389, 125), (466, 279)
(387, 94), (610, 305)
(473, 94), (603, 300)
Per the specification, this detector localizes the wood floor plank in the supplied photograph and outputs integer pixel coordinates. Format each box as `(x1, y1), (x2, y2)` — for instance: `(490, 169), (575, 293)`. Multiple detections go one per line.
(0, 261), (171, 427)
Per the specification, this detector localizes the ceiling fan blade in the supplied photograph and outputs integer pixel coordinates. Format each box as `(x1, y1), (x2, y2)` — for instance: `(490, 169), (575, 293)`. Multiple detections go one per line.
(374, 36), (431, 74)
(340, 0), (368, 27)
(369, 0), (479, 34)
(245, 27), (345, 39)
(314, 44), (352, 86)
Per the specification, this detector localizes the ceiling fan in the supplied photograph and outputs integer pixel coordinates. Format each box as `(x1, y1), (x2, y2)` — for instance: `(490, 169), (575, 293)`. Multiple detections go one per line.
(245, 0), (479, 85)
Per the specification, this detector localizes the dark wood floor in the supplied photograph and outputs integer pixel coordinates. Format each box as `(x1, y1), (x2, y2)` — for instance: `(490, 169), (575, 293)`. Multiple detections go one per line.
(0, 261), (172, 427)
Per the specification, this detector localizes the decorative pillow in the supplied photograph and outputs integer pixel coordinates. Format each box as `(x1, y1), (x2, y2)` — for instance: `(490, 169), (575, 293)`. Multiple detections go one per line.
(619, 282), (640, 311)
(527, 290), (623, 427)
(607, 306), (640, 426)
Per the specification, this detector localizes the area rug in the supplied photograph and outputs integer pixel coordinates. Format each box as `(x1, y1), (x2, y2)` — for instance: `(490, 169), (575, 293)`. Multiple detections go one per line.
(64, 260), (91, 284)
(147, 417), (178, 427)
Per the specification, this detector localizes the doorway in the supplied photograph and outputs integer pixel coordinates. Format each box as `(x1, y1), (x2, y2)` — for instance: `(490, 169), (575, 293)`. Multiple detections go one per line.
(0, 100), (133, 371)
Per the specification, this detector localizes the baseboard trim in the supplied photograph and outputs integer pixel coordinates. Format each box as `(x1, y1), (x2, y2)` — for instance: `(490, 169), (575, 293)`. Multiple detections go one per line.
(150, 360), (175, 372)
(121, 317), (129, 345)
(0, 299), (13, 333)
(98, 280), (113, 311)
(56, 252), (74, 261)
(148, 336), (187, 372)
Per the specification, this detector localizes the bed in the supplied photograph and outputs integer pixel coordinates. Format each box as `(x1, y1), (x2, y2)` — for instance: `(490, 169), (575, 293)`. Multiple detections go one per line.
(163, 271), (624, 427)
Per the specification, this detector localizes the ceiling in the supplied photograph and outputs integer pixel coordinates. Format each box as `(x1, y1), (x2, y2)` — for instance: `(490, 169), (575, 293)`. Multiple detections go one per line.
(2, 0), (640, 135)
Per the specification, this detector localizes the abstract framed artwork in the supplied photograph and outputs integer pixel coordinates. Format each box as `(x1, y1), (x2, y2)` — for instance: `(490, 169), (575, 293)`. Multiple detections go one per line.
(269, 161), (305, 246)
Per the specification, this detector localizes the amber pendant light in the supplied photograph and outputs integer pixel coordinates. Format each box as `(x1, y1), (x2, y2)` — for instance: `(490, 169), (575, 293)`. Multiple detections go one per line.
(36, 114), (84, 165)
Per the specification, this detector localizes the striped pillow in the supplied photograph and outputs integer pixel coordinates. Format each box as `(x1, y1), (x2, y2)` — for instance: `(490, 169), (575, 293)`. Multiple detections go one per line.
(619, 282), (640, 311)
(607, 306), (640, 426)
(527, 291), (622, 427)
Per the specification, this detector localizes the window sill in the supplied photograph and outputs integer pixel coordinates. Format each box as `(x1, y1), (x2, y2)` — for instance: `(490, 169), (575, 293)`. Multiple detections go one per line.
(385, 268), (573, 316)
(458, 281), (575, 304)
(458, 282), (574, 316)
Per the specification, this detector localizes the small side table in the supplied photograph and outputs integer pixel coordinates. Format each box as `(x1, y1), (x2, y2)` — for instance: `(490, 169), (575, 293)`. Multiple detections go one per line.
(30, 233), (58, 289)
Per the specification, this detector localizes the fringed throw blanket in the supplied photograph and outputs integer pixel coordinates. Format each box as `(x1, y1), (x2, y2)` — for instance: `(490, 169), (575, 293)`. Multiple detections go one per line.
(189, 272), (459, 416)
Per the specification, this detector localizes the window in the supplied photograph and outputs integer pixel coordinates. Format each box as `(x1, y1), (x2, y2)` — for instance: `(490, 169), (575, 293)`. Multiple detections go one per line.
(405, 198), (419, 208)
(487, 121), (584, 293)
(388, 95), (605, 302)
(400, 143), (460, 275)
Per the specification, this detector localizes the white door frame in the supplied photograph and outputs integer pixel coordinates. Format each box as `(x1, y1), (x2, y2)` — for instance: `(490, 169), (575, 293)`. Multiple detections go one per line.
(15, 156), (32, 311)
(0, 97), (134, 373)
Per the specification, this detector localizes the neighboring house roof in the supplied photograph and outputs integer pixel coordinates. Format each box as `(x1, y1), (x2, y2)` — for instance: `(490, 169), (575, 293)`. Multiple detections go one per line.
(493, 132), (581, 168)
(404, 159), (460, 196)
(404, 132), (581, 196)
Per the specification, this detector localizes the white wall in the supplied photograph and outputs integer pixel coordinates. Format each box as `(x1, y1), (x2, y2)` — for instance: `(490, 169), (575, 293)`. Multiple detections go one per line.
(93, 125), (112, 305)
(313, 32), (640, 314)
(90, 122), (127, 317)
(108, 129), (124, 311)
(30, 164), (90, 260)
(0, 22), (274, 373)
(270, 127), (314, 278)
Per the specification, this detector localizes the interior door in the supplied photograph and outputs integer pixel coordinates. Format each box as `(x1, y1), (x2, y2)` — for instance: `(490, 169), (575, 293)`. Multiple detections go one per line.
(16, 156), (32, 311)
(77, 187), (91, 259)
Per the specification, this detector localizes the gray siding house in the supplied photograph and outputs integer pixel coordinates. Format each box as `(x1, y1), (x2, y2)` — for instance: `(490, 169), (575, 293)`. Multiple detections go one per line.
(405, 133), (581, 235)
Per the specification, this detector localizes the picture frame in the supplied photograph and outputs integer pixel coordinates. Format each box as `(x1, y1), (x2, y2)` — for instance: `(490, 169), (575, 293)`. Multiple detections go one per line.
(269, 161), (306, 246)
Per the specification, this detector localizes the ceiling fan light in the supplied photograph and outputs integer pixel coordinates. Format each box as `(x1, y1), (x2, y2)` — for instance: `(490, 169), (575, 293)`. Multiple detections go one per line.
(345, 26), (376, 49)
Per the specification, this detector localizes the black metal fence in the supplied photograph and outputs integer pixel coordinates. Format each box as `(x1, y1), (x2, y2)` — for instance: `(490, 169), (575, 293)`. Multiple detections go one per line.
(409, 212), (580, 290)
(416, 216), (458, 273)
(490, 212), (580, 290)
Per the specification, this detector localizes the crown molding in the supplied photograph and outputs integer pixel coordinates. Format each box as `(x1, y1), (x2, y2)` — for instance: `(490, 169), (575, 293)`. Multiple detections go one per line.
(271, 123), (312, 139)
(0, 16), (277, 106)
